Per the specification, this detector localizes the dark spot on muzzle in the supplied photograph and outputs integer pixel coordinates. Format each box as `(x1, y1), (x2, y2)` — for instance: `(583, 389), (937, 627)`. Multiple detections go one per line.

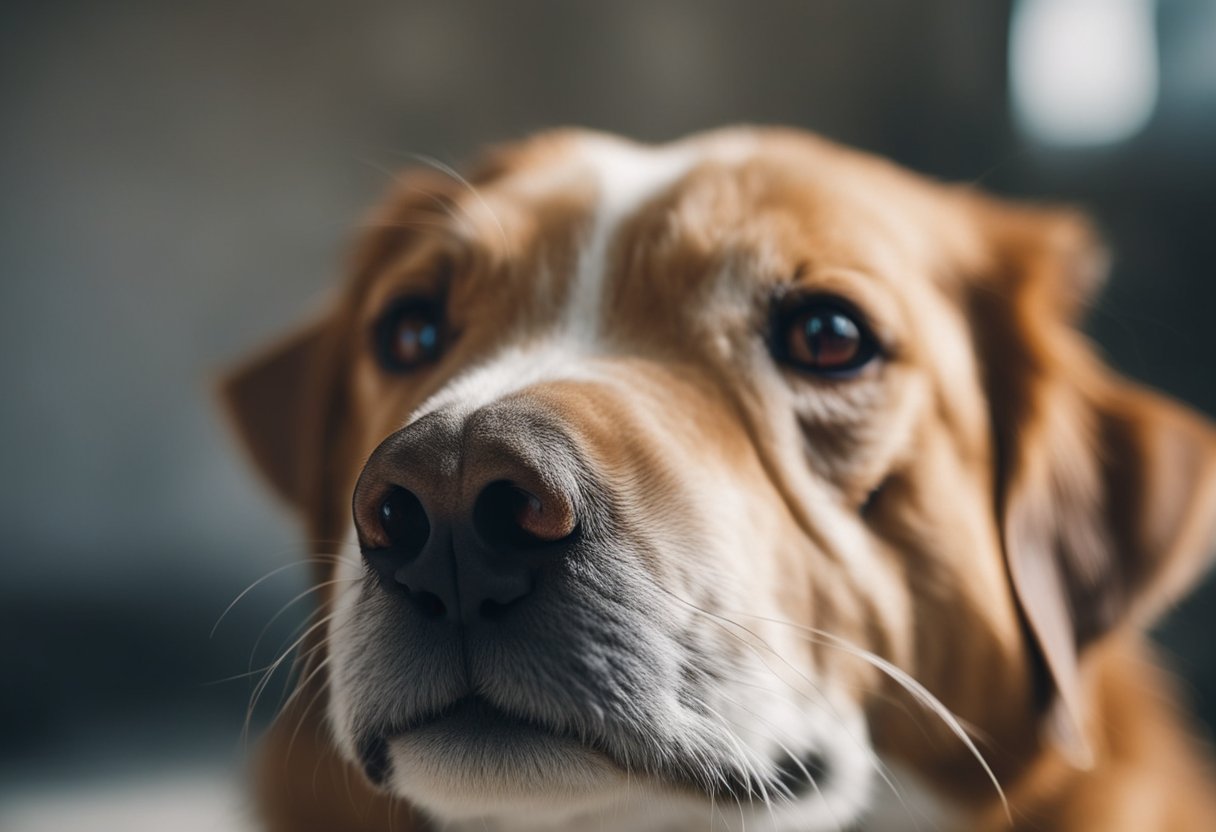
(358, 734), (391, 787)
(774, 748), (832, 798)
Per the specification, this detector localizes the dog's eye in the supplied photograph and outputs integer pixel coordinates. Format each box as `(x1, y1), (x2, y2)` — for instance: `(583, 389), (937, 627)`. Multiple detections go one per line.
(777, 300), (877, 375)
(373, 298), (444, 372)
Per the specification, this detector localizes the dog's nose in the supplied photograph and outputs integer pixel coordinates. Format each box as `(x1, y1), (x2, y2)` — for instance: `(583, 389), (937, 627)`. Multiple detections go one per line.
(352, 407), (580, 625)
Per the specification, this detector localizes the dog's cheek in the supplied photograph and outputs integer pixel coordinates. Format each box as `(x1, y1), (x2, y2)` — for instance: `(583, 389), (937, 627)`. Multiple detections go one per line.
(321, 529), (375, 762)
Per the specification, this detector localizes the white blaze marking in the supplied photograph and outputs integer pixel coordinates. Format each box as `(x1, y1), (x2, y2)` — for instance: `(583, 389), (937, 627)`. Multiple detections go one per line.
(563, 136), (700, 342)
(410, 135), (707, 422)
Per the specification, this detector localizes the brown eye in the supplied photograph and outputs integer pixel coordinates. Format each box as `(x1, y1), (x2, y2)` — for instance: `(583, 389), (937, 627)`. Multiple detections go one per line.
(778, 300), (877, 375)
(374, 298), (443, 372)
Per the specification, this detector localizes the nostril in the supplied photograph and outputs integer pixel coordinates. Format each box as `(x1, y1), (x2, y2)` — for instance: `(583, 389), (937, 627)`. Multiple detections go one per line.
(379, 486), (430, 555)
(473, 480), (575, 549)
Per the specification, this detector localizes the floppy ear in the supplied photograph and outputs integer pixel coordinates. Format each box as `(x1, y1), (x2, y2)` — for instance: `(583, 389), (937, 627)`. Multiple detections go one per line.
(971, 200), (1216, 766)
(218, 318), (334, 513)
(217, 165), (472, 515)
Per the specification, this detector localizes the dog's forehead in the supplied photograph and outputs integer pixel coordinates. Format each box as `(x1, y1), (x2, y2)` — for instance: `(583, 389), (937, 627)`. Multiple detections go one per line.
(496, 131), (730, 339)
(482, 130), (760, 281)
(476, 129), (966, 296)
(489, 128), (756, 203)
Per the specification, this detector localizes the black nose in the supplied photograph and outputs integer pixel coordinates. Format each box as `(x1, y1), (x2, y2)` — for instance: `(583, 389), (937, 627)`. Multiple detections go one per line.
(353, 407), (580, 626)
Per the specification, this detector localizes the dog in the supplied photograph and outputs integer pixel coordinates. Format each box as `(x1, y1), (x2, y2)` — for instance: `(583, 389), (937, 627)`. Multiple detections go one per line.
(221, 127), (1216, 831)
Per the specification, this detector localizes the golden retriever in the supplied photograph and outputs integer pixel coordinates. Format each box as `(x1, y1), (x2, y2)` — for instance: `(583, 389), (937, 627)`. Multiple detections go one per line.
(222, 127), (1216, 831)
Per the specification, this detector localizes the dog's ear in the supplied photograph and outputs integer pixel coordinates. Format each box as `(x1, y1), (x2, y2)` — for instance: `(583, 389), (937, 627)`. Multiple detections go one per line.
(218, 318), (334, 513)
(218, 166), (471, 515)
(970, 199), (1216, 766)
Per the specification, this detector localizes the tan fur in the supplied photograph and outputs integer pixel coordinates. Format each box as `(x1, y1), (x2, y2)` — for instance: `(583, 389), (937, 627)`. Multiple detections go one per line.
(222, 127), (1216, 831)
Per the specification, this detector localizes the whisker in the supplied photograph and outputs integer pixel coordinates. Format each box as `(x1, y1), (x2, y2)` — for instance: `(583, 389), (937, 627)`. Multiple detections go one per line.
(405, 152), (511, 257)
(358, 157), (478, 240)
(243, 603), (347, 745)
(301, 539), (364, 552)
(210, 555), (352, 638)
(710, 685), (849, 832)
(685, 693), (766, 812)
(690, 694), (786, 822)
(661, 587), (924, 829)
(248, 577), (365, 750)
(246, 576), (358, 674)
(283, 654), (336, 768)
(721, 607), (1010, 822)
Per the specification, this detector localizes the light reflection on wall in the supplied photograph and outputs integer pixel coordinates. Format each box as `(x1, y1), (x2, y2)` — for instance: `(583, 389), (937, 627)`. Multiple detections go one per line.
(1010, 0), (1159, 146)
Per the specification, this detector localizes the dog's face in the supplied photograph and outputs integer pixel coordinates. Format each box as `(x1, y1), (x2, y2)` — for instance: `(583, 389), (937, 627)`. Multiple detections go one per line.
(223, 128), (1216, 830)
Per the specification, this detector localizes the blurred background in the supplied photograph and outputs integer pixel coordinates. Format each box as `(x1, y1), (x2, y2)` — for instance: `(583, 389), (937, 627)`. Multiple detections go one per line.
(2, 1), (1214, 829)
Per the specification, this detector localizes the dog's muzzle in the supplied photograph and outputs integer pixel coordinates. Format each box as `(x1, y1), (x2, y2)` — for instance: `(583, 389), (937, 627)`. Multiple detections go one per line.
(332, 386), (869, 828)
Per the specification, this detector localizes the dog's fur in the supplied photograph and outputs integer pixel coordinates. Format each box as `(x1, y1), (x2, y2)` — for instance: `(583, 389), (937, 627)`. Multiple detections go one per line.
(222, 127), (1216, 831)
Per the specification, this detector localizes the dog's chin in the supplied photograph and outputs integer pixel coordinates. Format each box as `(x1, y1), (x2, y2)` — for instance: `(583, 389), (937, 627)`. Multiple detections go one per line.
(369, 699), (646, 824)
(356, 696), (875, 831)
